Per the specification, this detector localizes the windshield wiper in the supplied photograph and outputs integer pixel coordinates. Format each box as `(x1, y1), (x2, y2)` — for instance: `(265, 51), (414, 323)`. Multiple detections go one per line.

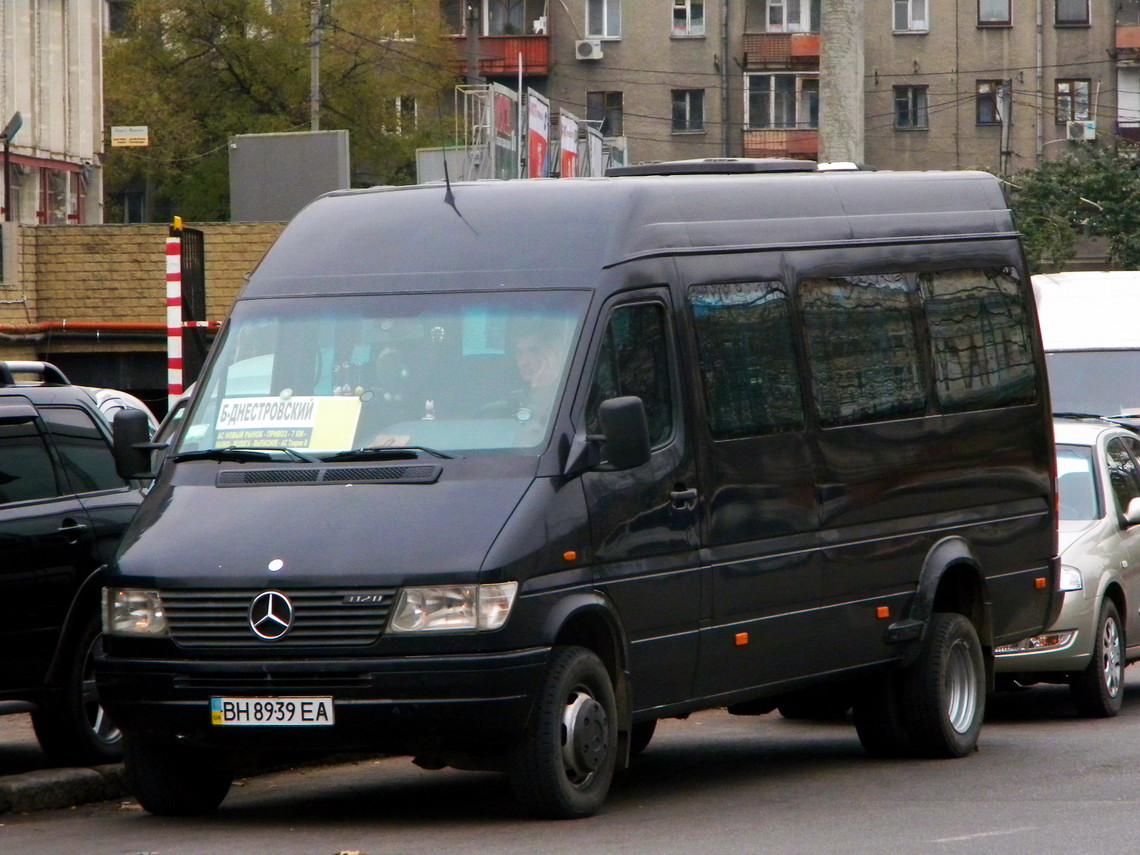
(320, 445), (455, 462)
(170, 446), (320, 463)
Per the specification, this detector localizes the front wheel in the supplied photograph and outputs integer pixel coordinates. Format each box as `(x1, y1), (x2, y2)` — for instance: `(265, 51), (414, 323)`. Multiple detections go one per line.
(124, 736), (234, 816)
(508, 646), (618, 819)
(1070, 599), (1124, 718)
(31, 613), (123, 766)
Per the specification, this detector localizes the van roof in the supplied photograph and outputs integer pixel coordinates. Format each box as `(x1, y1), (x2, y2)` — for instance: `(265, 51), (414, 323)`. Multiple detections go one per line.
(1031, 271), (1140, 351)
(246, 171), (1015, 298)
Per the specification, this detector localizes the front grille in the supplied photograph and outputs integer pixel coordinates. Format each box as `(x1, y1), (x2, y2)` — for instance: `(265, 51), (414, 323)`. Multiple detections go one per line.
(162, 588), (396, 649)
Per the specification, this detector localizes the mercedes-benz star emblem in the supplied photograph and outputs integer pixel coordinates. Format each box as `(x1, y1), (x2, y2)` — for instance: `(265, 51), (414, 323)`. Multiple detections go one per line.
(248, 591), (294, 640)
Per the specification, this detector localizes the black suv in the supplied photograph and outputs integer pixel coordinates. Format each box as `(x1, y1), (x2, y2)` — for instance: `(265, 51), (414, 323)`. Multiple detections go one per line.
(0, 361), (146, 764)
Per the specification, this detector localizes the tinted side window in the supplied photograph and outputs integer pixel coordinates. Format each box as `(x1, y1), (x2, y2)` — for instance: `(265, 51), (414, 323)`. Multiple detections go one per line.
(1106, 437), (1140, 514)
(40, 407), (129, 493)
(800, 273), (925, 427)
(689, 281), (804, 438)
(919, 268), (1036, 412)
(586, 303), (673, 447)
(0, 423), (60, 503)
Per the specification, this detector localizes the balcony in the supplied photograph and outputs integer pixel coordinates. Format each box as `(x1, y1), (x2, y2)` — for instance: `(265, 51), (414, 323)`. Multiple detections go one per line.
(1119, 26), (1140, 65)
(743, 33), (821, 70)
(450, 34), (549, 77)
(743, 128), (819, 160)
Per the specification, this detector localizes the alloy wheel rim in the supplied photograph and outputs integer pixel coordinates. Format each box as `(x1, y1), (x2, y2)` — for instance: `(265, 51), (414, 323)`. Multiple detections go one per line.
(1102, 616), (1123, 698)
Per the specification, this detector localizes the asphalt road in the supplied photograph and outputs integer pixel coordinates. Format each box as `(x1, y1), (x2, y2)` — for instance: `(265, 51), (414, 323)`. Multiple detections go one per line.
(4, 672), (1140, 855)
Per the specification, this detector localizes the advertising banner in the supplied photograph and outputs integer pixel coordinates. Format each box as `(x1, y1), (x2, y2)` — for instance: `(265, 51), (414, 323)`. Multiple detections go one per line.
(559, 110), (580, 178)
(527, 90), (550, 178)
(492, 83), (519, 180)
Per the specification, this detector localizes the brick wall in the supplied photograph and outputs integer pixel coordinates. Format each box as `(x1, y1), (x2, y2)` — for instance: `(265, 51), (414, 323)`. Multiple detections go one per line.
(0, 222), (286, 361)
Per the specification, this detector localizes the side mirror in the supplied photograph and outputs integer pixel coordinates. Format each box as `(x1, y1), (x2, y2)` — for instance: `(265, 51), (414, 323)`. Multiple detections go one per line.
(1125, 497), (1140, 527)
(113, 408), (157, 480)
(598, 396), (651, 471)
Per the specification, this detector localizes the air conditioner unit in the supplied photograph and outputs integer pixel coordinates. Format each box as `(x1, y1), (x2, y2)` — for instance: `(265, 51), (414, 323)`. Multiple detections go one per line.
(575, 39), (603, 61)
(1066, 120), (1096, 141)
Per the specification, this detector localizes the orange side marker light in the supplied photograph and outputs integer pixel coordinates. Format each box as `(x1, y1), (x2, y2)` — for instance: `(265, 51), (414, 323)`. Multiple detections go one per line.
(563, 550), (577, 563)
(735, 632), (749, 646)
(1035, 577), (1047, 590)
(876, 606), (890, 619)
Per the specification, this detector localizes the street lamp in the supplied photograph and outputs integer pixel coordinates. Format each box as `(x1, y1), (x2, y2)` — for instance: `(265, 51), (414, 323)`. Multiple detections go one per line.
(1, 112), (23, 222)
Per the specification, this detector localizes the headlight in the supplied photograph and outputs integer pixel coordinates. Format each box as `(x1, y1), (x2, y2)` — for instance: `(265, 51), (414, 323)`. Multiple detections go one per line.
(1058, 565), (1084, 592)
(388, 582), (518, 633)
(103, 588), (169, 636)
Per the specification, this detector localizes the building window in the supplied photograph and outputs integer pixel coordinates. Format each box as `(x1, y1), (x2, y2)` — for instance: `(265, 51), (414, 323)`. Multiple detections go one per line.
(672, 90), (705, 132)
(976, 81), (1003, 125)
(978, 0), (1010, 25)
(587, 91), (624, 136)
(894, 0), (928, 32)
(765, 0), (820, 33)
(1056, 79), (1091, 123)
(746, 74), (819, 129)
(673, 0), (704, 36)
(587, 0), (621, 38)
(894, 86), (929, 128)
(106, 0), (132, 34)
(1055, 0), (1089, 25)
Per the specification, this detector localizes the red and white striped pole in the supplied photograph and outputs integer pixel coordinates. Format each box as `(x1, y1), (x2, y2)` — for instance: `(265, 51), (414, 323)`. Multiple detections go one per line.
(166, 217), (184, 410)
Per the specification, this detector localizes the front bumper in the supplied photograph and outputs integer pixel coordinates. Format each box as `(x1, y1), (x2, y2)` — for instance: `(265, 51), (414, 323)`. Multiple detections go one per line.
(95, 646), (550, 753)
(993, 589), (1095, 674)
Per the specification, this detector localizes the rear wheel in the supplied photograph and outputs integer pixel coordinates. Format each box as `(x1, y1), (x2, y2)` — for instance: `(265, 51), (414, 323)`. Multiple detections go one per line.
(32, 613), (123, 766)
(124, 736), (234, 816)
(508, 646), (618, 818)
(898, 612), (985, 758)
(1071, 600), (1124, 718)
(854, 612), (985, 759)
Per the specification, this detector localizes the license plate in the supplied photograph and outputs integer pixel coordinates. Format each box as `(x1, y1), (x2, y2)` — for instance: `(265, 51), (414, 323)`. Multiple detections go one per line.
(210, 696), (334, 726)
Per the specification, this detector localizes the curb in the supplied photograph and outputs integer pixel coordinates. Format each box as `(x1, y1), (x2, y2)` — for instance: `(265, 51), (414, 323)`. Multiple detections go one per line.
(0, 764), (128, 814)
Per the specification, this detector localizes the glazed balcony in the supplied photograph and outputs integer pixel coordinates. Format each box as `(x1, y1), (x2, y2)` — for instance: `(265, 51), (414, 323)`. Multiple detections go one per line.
(450, 34), (550, 77)
(742, 128), (819, 160)
(743, 33), (821, 70)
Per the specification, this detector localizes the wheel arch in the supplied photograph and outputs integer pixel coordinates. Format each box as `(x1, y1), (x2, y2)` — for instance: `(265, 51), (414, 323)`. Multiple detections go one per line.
(44, 565), (105, 686)
(909, 537), (992, 661)
(542, 591), (634, 765)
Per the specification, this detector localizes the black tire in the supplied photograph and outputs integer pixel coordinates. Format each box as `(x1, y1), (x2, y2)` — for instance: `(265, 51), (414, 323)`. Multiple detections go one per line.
(1071, 600), (1125, 718)
(898, 612), (985, 758)
(852, 672), (911, 758)
(629, 719), (657, 757)
(124, 736), (234, 816)
(508, 646), (618, 819)
(31, 613), (123, 766)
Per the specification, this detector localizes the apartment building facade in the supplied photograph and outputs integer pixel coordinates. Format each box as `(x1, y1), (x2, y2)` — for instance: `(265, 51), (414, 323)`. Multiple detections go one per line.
(453, 0), (1123, 174)
(0, 2), (106, 226)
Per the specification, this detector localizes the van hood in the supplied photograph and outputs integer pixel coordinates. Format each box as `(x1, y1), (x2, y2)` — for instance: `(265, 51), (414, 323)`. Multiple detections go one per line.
(114, 462), (536, 587)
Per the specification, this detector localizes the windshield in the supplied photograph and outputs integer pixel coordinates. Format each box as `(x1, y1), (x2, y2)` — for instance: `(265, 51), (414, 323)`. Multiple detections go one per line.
(175, 291), (589, 457)
(1056, 444), (1102, 522)
(1047, 351), (1140, 416)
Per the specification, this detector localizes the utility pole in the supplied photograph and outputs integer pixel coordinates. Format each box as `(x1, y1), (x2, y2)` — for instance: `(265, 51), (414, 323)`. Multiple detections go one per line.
(310, 0), (321, 131)
(465, 1), (483, 85)
(819, 0), (864, 164)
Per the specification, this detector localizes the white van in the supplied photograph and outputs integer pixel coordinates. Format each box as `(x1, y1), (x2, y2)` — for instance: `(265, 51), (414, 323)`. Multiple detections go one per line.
(1032, 271), (1140, 416)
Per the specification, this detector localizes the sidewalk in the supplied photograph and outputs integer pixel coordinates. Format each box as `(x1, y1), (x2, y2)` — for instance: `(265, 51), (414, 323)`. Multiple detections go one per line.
(0, 707), (129, 814)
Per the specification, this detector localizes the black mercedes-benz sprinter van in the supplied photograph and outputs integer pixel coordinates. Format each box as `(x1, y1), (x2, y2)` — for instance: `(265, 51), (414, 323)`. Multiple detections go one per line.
(99, 160), (1059, 819)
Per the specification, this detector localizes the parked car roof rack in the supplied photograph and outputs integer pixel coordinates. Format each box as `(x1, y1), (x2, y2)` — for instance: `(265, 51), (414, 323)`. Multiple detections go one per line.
(0, 360), (71, 387)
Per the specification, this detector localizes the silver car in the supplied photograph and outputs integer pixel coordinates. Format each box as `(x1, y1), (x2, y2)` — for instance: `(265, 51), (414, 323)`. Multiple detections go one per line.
(995, 417), (1140, 716)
